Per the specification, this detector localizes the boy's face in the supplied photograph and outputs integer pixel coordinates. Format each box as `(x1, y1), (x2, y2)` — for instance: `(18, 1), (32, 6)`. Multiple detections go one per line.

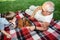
(13, 17), (16, 22)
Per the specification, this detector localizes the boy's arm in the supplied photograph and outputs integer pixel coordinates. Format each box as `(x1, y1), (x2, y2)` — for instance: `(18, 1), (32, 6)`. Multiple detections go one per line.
(1, 30), (11, 38)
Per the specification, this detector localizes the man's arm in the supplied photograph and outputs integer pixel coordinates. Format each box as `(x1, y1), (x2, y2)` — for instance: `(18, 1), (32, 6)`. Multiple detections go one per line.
(27, 22), (50, 31)
(36, 22), (50, 31)
(31, 6), (42, 17)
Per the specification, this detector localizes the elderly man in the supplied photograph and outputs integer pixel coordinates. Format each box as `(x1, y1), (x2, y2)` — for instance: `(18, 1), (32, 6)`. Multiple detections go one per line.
(25, 1), (54, 31)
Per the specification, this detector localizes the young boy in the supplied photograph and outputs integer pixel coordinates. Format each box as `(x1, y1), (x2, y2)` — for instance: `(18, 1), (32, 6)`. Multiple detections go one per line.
(4, 11), (18, 40)
(0, 18), (11, 38)
(0, 11), (17, 38)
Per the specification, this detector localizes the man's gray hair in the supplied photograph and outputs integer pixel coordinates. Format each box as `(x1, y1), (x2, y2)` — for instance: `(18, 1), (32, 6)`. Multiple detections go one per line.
(43, 1), (55, 6)
(42, 1), (55, 12)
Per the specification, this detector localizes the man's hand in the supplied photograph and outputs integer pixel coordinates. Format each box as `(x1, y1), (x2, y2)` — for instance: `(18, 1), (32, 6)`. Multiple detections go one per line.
(26, 26), (35, 31)
(30, 15), (34, 20)
(31, 15), (34, 18)
(29, 15), (35, 21)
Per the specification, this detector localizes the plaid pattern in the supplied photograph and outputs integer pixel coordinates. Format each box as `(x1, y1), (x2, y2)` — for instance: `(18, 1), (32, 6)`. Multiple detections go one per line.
(0, 13), (60, 40)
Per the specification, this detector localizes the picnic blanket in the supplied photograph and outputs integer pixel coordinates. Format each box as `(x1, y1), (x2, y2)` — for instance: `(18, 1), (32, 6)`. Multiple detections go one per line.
(0, 12), (60, 40)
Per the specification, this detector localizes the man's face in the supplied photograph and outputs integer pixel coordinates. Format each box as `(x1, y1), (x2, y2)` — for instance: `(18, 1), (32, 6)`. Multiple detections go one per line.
(42, 4), (54, 15)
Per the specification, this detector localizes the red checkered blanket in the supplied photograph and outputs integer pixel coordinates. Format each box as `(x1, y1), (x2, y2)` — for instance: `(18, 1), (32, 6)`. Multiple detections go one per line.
(0, 12), (60, 40)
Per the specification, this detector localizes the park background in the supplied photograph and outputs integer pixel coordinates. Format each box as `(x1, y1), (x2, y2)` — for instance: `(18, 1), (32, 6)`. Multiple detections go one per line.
(0, 0), (60, 20)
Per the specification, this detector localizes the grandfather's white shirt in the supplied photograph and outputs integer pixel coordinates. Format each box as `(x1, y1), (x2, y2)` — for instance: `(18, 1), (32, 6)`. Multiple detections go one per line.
(34, 10), (53, 23)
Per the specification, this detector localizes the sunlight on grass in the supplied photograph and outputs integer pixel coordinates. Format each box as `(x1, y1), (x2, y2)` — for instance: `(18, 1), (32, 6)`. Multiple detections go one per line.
(0, 0), (15, 2)
(0, 0), (60, 20)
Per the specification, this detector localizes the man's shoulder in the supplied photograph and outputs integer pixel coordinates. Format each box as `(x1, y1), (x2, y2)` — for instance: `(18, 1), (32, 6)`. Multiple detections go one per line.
(36, 6), (42, 10)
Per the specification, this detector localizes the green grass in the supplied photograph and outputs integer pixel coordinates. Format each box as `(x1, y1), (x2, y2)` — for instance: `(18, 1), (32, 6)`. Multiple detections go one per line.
(0, 0), (60, 20)
(0, 0), (15, 1)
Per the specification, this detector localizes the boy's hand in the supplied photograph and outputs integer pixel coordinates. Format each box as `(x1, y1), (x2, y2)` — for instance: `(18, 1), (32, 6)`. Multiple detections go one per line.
(1, 30), (11, 38)
(6, 34), (11, 38)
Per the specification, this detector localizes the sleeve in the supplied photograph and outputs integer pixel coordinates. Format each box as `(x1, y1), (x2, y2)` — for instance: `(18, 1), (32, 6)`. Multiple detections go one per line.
(25, 9), (33, 15)
(29, 5), (36, 11)
(2, 18), (9, 24)
(0, 24), (4, 30)
(0, 18), (9, 30)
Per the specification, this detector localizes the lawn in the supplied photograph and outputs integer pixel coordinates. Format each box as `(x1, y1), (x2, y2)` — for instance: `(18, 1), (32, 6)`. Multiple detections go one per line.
(0, 0), (60, 20)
